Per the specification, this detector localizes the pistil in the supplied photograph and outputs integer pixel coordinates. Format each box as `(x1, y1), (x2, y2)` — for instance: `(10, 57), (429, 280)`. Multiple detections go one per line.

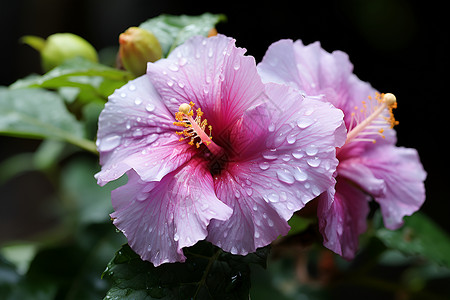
(345, 93), (398, 145)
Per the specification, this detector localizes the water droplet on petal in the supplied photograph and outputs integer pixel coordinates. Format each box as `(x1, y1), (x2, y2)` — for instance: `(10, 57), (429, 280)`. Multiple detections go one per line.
(307, 157), (321, 167)
(305, 144), (318, 156)
(178, 57), (187, 66)
(277, 169), (295, 184)
(267, 219), (274, 227)
(174, 233), (179, 241)
(128, 84), (136, 91)
(294, 167), (308, 181)
(268, 123), (275, 132)
(178, 81), (185, 88)
(254, 231), (260, 238)
(286, 134), (296, 144)
(146, 103), (155, 112)
(134, 97), (143, 105)
(169, 64), (179, 71)
(267, 192), (280, 203)
(292, 149), (304, 159)
(259, 162), (270, 170)
(167, 80), (174, 87)
(98, 135), (121, 151)
(297, 118), (314, 129)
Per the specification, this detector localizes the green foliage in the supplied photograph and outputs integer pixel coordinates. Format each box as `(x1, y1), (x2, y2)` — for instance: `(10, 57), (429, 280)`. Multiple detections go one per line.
(139, 13), (226, 56)
(0, 88), (94, 150)
(376, 212), (450, 268)
(103, 242), (270, 300)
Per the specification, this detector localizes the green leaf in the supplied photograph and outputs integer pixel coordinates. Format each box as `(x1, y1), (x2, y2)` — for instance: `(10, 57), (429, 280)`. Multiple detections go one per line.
(103, 241), (269, 299)
(0, 87), (96, 153)
(11, 57), (132, 92)
(376, 212), (450, 268)
(60, 156), (127, 226)
(139, 13), (226, 56)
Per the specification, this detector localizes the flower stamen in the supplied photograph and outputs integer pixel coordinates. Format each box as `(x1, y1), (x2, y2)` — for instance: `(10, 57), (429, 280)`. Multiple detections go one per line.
(345, 92), (398, 145)
(173, 102), (223, 156)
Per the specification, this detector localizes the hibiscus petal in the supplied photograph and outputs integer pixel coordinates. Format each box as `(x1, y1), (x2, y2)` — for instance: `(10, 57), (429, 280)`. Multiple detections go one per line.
(110, 159), (232, 266)
(147, 34), (266, 135)
(207, 83), (346, 255)
(361, 146), (427, 229)
(258, 39), (354, 108)
(207, 168), (291, 255)
(95, 75), (194, 186)
(318, 179), (370, 259)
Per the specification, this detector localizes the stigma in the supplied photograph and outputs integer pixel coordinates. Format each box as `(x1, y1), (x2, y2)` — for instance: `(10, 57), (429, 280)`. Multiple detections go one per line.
(173, 102), (223, 156)
(345, 92), (399, 145)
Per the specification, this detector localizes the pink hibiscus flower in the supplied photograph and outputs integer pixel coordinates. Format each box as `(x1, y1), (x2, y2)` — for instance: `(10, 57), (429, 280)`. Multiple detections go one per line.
(258, 39), (427, 259)
(95, 35), (346, 266)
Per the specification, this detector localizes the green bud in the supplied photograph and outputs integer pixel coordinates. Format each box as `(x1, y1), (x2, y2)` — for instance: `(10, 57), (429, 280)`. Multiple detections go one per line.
(119, 27), (162, 77)
(22, 33), (98, 72)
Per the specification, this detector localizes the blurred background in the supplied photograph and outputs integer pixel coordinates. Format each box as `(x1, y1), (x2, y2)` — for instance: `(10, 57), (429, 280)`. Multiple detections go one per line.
(0, 0), (448, 298)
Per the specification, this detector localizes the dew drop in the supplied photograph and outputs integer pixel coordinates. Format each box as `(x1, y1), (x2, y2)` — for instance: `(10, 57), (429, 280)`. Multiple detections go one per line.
(145, 103), (155, 112)
(297, 118), (314, 129)
(292, 150), (304, 159)
(268, 123), (275, 132)
(134, 97), (143, 105)
(267, 192), (280, 203)
(208, 47), (214, 58)
(174, 233), (180, 241)
(167, 80), (174, 87)
(259, 162), (270, 170)
(146, 133), (158, 144)
(276, 169), (295, 184)
(286, 134), (296, 144)
(178, 57), (187, 66)
(128, 84), (136, 91)
(178, 81), (185, 88)
(252, 204), (258, 211)
(169, 64), (179, 72)
(234, 190), (240, 198)
(133, 129), (143, 137)
(307, 157), (321, 167)
(262, 151), (277, 160)
(304, 107), (314, 116)
(98, 135), (121, 151)
(267, 219), (274, 227)
(233, 61), (240, 70)
(254, 231), (260, 238)
(294, 167), (308, 182)
(305, 144), (318, 156)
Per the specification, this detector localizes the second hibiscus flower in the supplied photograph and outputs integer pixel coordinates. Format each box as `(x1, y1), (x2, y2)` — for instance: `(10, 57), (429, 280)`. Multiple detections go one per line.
(95, 35), (346, 266)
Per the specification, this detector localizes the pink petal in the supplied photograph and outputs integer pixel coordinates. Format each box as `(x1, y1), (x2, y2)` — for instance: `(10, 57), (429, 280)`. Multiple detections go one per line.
(110, 159), (232, 266)
(361, 146), (427, 229)
(95, 75), (193, 186)
(318, 179), (370, 259)
(207, 83), (346, 255)
(146, 35), (266, 136)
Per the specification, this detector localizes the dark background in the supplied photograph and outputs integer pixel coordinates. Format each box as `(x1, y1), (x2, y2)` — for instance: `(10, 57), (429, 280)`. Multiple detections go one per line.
(0, 0), (448, 241)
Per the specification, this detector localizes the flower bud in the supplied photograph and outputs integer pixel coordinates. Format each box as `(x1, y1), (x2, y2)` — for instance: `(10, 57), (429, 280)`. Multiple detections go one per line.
(118, 27), (162, 77)
(22, 33), (98, 72)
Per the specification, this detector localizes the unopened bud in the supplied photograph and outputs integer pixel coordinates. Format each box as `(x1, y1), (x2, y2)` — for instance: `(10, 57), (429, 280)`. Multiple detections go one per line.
(119, 27), (162, 77)
(22, 33), (98, 72)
